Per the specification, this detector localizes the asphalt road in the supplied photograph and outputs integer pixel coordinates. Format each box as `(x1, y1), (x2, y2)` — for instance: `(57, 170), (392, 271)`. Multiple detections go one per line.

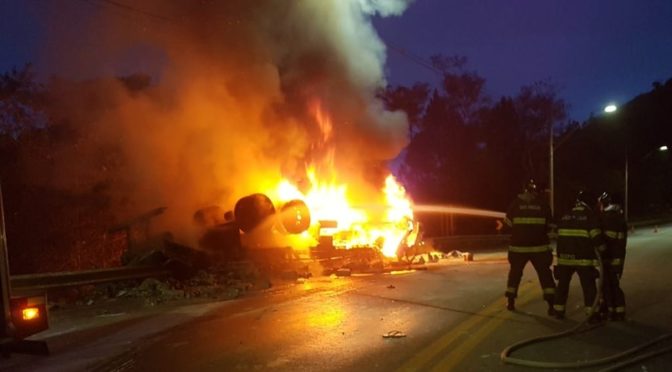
(5, 224), (672, 371)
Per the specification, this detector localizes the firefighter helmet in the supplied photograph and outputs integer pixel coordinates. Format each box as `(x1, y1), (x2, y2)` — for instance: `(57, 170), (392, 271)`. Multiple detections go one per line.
(598, 192), (612, 206)
(524, 179), (537, 194)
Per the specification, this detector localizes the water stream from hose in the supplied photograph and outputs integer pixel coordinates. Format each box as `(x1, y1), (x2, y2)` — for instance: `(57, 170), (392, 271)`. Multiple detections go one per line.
(413, 204), (506, 219)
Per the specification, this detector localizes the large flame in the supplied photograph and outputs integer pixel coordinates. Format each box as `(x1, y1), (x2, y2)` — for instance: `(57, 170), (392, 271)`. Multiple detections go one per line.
(268, 103), (415, 258)
(274, 171), (414, 258)
(33, 1), (413, 247)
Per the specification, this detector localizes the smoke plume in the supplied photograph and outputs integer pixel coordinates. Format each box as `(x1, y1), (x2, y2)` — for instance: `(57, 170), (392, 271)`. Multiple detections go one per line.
(38, 0), (412, 243)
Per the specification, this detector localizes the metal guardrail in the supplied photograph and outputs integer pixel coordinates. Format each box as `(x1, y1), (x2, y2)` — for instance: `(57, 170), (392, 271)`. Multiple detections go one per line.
(430, 234), (510, 252)
(7, 236), (512, 293)
(10, 265), (170, 293)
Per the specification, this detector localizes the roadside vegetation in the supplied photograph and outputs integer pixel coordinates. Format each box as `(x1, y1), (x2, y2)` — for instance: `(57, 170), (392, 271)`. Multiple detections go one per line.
(1, 61), (671, 273)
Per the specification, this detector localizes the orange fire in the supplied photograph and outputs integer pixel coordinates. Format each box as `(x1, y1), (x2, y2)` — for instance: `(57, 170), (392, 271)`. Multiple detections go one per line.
(266, 102), (416, 258)
(272, 170), (414, 258)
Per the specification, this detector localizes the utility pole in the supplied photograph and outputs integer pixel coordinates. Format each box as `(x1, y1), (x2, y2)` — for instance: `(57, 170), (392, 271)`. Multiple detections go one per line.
(624, 151), (629, 221)
(549, 123), (554, 216)
(1, 183), (13, 340)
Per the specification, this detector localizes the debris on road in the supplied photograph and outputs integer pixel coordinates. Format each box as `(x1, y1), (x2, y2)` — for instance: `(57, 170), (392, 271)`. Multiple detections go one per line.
(443, 250), (474, 262)
(335, 268), (352, 277)
(382, 330), (407, 338)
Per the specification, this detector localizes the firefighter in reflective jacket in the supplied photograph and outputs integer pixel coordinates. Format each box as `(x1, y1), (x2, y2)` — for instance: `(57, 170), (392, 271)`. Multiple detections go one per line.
(504, 179), (556, 314)
(597, 192), (627, 321)
(553, 192), (604, 322)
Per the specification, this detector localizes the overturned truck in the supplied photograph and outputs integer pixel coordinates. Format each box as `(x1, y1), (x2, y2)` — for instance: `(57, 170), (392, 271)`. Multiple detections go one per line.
(119, 187), (426, 278)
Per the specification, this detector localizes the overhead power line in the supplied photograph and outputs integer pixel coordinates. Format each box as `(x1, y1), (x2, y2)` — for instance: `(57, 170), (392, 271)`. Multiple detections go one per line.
(92, 0), (175, 22)
(385, 43), (443, 76)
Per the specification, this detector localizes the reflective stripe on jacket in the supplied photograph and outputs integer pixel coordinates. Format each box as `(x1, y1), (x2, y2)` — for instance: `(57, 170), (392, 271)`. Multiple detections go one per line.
(509, 245), (550, 253)
(556, 202), (602, 264)
(505, 192), (553, 250)
(557, 257), (599, 266)
(599, 204), (627, 265)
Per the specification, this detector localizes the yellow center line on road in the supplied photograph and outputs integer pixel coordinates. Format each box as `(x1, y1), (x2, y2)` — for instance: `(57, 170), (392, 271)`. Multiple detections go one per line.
(429, 283), (539, 371)
(397, 281), (537, 372)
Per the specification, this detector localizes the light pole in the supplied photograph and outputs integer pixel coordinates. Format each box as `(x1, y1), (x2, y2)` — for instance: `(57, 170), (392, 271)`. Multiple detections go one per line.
(605, 103), (628, 219)
(624, 145), (668, 221)
(624, 148), (628, 221)
(549, 104), (617, 215)
(607, 105), (668, 221)
(549, 123), (554, 215)
(601, 104), (630, 219)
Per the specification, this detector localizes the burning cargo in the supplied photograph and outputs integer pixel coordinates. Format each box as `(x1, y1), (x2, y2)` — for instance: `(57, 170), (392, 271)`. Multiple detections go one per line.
(194, 169), (421, 268)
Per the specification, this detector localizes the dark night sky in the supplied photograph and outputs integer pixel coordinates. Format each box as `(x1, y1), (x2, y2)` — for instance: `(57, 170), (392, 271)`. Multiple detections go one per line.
(374, 0), (672, 120)
(2, 0), (672, 121)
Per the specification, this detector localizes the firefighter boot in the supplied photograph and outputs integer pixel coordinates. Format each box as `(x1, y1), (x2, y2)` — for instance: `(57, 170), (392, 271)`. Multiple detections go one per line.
(546, 300), (555, 316)
(506, 297), (515, 311)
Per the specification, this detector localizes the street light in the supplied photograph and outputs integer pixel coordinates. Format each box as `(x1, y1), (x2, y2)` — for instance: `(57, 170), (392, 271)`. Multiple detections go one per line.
(604, 104), (618, 113)
(573, 103), (667, 221)
(625, 145), (669, 220)
(549, 103), (617, 214)
(602, 104), (631, 220)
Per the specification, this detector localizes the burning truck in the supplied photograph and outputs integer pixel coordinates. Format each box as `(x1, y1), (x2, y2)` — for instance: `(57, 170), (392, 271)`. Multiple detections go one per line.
(193, 171), (425, 275)
(184, 100), (427, 274)
(118, 99), (428, 276)
(40, 1), (433, 276)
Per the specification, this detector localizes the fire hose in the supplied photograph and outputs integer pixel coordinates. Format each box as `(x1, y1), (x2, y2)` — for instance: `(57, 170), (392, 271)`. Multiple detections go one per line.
(500, 248), (672, 370)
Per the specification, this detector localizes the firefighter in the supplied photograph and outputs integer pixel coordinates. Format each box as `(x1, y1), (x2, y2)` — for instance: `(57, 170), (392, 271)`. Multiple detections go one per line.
(597, 192), (627, 321)
(553, 191), (604, 322)
(503, 179), (556, 315)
